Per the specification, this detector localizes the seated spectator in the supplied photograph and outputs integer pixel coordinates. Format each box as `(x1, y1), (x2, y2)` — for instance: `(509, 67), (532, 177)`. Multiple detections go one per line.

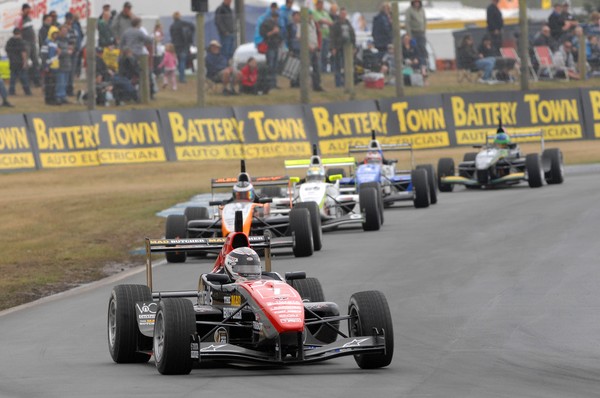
(402, 33), (426, 78)
(381, 43), (395, 82)
(586, 35), (600, 70)
(457, 34), (497, 84)
(113, 48), (140, 104)
(552, 39), (580, 79)
(588, 11), (600, 36)
(479, 34), (514, 82)
(77, 47), (115, 106)
(533, 24), (557, 51)
(206, 39), (240, 95)
(362, 40), (382, 72)
(240, 57), (270, 95)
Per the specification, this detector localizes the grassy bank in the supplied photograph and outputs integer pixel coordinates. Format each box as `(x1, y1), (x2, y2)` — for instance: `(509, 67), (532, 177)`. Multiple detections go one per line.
(1, 141), (599, 311)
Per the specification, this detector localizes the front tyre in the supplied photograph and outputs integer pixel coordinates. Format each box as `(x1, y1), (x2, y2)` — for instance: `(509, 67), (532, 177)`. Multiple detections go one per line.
(360, 181), (384, 225)
(411, 168), (430, 208)
(153, 298), (196, 375)
(294, 202), (323, 251)
(359, 187), (381, 231)
(289, 208), (314, 257)
(416, 164), (438, 204)
(348, 291), (394, 369)
(526, 153), (543, 188)
(107, 284), (153, 363)
(542, 148), (564, 184)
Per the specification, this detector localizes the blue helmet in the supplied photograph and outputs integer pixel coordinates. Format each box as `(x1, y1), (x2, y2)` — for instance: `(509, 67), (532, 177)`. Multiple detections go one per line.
(494, 132), (511, 146)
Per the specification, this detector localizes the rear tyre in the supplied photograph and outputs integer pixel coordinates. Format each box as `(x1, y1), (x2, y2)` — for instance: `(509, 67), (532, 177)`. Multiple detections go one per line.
(526, 153), (543, 188)
(260, 186), (283, 198)
(411, 168), (430, 208)
(153, 298), (196, 375)
(359, 188), (381, 231)
(326, 167), (346, 179)
(294, 202), (323, 251)
(184, 207), (209, 257)
(542, 148), (564, 184)
(292, 277), (339, 344)
(360, 182), (384, 225)
(289, 208), (314, 257)
(107, 284), (153, 364)
(348, 291), (394, 369)
(437, 158), (455, 192)
(165, 214), (188, 263)
(416, 164), (438, 204)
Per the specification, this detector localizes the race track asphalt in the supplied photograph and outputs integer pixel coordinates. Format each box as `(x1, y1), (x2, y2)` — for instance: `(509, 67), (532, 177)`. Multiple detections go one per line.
(1, 169), (599, 398)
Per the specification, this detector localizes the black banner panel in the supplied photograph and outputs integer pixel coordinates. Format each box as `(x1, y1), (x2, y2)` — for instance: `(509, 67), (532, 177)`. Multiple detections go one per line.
(303, 100), (383, 155)
(443, 89), (585, 145)
(0, 114), (36, 172)
(579, 88), (600, 140)
(26, 111), (98, 169)
(158, 107), (243, 161)
(90, 109), (167, 165)
(378, 95), (452, 148)
(233, 104), (313, 159)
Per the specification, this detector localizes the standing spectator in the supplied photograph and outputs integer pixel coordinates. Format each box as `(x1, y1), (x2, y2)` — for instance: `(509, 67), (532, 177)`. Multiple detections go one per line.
(55, 24), (74, 104)
(456, 34), (496, 84)
(553, 39), (580, 79)
(215, 0), (236, 61)
(5, 28), (32, 96)
(561, 1), (578, 32)
(38, 14), (53, 50)
(153, 21), (165, 79)
(405, 0), (428, 71)
(372, 3), (392, 55)
(49, 10), (59, 27)
(158, 43), (177, 90)
(98, 10), (115, 47)
(254, 3), (278, 48)
(287, 11), (324, 91)
(65, 12), (84, 97)
(313, 0), (333, 73)
(40, 25), (60, 105)
(260, 11), (283, 90)
(15, 4), (41, 87)
(330, 7), (355, 87)
(240, 57), (269, 95)
(120, 18), (153, 56)
(170, 12), (195, 84)
(329, 3), (339, 23)
(206, 40), (240, 95)
(279, 0), (294, 39)
(486, 0), (504, 52)
(111, 2), (134, 45)
(548, 2), (575, 42)
(0, 79), (14, 107)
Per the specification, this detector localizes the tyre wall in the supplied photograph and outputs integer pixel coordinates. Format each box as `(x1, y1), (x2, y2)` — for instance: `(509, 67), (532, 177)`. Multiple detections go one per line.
(1, 87), (597, 172)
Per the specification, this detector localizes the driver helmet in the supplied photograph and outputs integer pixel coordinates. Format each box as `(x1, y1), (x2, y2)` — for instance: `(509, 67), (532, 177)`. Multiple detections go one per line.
(306, 165), (325, 182)
(365, 150), (383, 164)
(224, 247), (262, 280)
(494, 132), (511, 148)
(233, 181), (255, 201)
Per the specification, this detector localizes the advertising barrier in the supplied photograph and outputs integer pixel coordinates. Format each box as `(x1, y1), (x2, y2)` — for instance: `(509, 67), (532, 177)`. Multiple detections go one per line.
(0, 87), (595, 172)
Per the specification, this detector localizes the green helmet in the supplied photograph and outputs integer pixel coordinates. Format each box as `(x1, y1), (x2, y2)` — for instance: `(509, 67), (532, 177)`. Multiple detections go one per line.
(494, 132), (511, 146)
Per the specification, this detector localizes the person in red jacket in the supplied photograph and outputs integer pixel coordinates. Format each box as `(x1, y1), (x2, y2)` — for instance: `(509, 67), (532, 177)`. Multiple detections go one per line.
(240, 57), (270, 95)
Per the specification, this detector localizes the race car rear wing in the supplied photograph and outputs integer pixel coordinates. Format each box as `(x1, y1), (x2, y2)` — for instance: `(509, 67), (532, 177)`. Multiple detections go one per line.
(211, 175), (290, 189)
(484, 131), (545, 151)
(144, 235), (272, 290)
(349, 142), (415, 171)
(284, 157), (356, 168)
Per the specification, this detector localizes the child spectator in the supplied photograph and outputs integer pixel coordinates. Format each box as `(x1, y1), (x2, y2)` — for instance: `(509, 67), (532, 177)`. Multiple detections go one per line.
(5, 28), (32, 96)
(158, 43), (178, 90)
(40, 25), (60, 105)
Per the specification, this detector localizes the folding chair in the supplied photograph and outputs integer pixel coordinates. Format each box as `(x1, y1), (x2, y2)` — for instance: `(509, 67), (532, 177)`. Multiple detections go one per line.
(455, 52), (482, 83)
(500, 47), (537, 82)
(534, 46), (568, 81)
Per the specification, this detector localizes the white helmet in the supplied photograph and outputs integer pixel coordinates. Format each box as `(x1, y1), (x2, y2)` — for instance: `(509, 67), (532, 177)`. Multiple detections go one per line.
(224, 247), (262, 280)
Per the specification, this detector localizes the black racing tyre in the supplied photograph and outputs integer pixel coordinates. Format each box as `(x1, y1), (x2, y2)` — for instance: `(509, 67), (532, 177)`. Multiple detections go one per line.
(463, 152), (478, 162)
(153, 298), (196, 375)
(165, 214), (188, 263)
(437, 157), (455, 192)
(542, 148), (564, 185)
(289, 208), (314, 257)
(292, 277), (339, 344)
(525, 153), (543, 188)
(260, 186), (283, 198)
(411, 168), (430, 208)
(359, 187), (381, 231)
(294, 202), (323, 251)
(326, 167), (346, 179)
(360, 182), (384, 225)
(107, 284), (153, 364)
(348, 291), (394, 369)
(184, 207), (209, 258)
(416, 164), (438, 205)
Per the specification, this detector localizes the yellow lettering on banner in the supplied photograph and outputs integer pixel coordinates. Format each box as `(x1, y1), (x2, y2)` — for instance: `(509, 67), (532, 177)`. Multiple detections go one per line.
(0, 153), (35, 169)
(392, 102), (446, 133)
(594, 124), (600, 138)
(319, 133), (448, 155)
(247, 111), (307, 141)
(589, 91), (600, 121)
(40, 151), (99, 168)
(175, 144), (244, 161)
(451, 97), (517, 127)
(31, 118), (100, 151)
(311, 107), (387, 137)
(168, 112), (244, 144)
(97, 147), (166, 164)
(457, 124), (582, 144)
(103, 114), (161, 146)
(0, 127), (29, 150)
(524, 94), (579, 124)
(243, 142), (311, 159)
